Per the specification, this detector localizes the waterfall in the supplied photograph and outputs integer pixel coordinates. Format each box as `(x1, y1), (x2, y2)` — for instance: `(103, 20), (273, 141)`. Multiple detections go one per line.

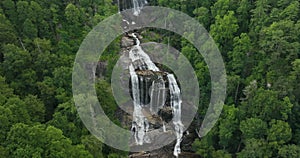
(118, 0), (147, 16)
(129, 33), (183, 157)
(129, 33), (155, 145)
(132, 0), (147, 16)
(129, 34), (159, 71)
(149, 76), (165, 115)
(163, 122), (166, 132)
(129, 64), (146, 145)
(167, 74), (184, 157)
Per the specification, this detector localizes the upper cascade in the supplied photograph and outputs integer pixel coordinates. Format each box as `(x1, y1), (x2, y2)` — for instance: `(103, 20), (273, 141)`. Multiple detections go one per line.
(118, 0), (147, 16)
(129, 33), (159, 72)
(132, 0), (147, 16)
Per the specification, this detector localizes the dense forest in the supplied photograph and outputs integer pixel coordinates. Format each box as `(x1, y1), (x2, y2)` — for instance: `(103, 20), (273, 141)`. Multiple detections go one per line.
(0, 0), (300, 157)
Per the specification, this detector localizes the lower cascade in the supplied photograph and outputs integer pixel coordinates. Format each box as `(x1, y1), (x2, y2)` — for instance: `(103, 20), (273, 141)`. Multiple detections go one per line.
(128, 33), (184, 157)
(168, 74), (184, 157)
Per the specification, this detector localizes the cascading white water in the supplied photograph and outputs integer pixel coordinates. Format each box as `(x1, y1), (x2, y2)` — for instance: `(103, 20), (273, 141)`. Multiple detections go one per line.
(149, 76), (165, 115)
(129, 64), (146, 145)
(116, 1), (187, 156)
(129, 33), (184, 157)
(132, 0), (147, 16)
(130, 68), (151, 145)
(118, 0), (147, 15)
(163, 122), (166, 132)
(129, 34), (159, 71)
(129, 33), (154, 146)
(167, 74), (184, 157)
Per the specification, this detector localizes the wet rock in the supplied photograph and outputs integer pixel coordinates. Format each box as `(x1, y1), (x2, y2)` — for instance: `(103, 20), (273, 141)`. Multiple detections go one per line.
(122, 36), (135, 48)
(158, 106), (173, 123)
(136, 70), (166, 77)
